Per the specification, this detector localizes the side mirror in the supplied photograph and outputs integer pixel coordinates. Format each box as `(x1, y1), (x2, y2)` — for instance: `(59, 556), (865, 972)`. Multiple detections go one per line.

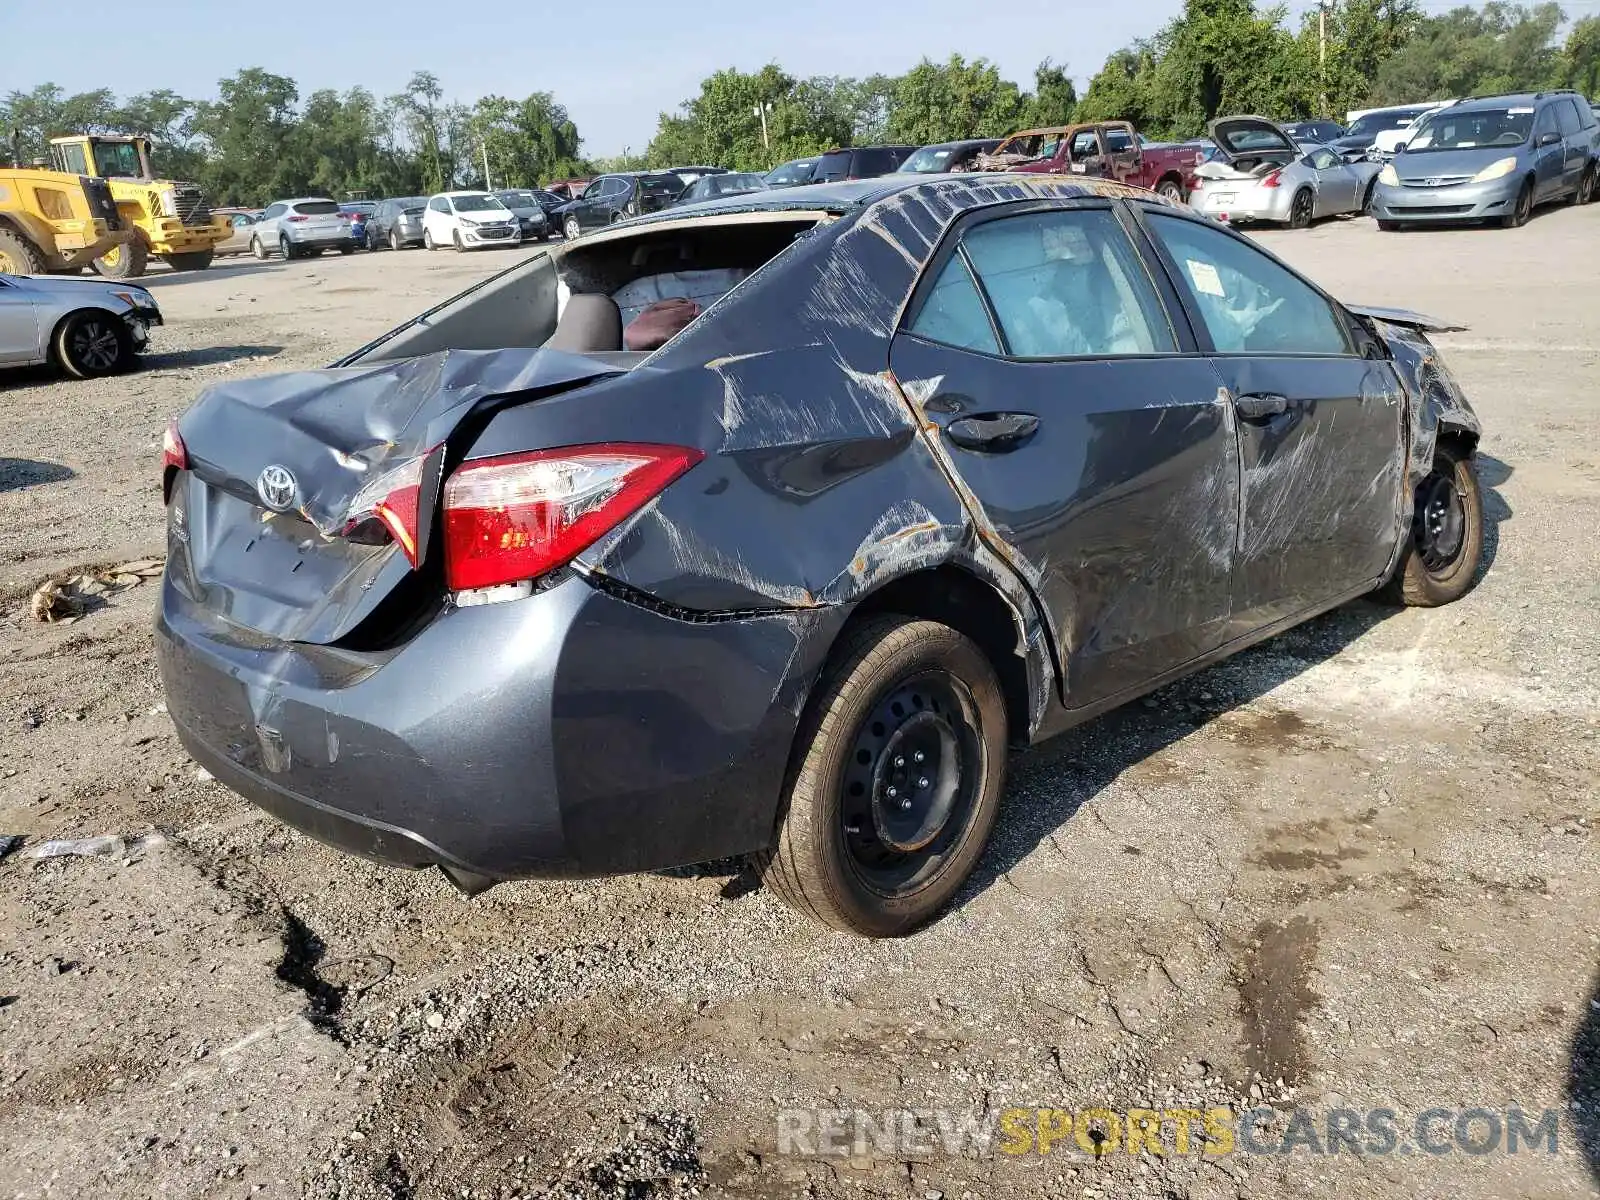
(1538, 130), (1560, 146)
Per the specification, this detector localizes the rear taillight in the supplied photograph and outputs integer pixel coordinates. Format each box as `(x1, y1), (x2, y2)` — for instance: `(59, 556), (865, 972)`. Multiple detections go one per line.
(1261, 169), (1283, 188)
(162, 422), (187, 471)
(346, 456), (429, 567)
(441, 444), (703, 592)
(286, 214), (309, 222)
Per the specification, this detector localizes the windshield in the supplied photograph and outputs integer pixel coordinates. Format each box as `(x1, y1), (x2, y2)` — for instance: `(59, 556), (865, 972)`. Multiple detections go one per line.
(1346, 109), (1428, 138)
(900, 147), (955, 172)
(91, 141), (144, 178)
(451, 194), (505, 212)
(1405, 107), (1533, 151)
(495, 190), (538, 207)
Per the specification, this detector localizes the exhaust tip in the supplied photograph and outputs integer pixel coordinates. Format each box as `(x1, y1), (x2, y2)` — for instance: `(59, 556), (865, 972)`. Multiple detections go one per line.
(438, 864), (497, 897)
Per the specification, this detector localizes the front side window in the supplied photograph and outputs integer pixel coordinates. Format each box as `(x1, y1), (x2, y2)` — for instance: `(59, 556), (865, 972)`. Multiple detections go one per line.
(1308, 148), (1342, 170)
(1147, 213), (1350, 356)
(57, 143), (90, 174)
(261, 203), (286, 220)
(91, 141), (142, 178)
(428, 197), (448, 212)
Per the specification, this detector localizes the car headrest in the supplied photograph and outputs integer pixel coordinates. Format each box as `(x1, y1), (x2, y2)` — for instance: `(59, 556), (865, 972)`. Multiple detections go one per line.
(544, 294), (623, 353)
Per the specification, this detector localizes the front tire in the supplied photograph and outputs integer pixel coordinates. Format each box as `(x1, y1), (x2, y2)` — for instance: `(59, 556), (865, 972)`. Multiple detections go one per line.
(1156, 178), (1184, 203)
(452, 229), (463, 251)
(0, 227), (47, 275)
(91, 239), (148, 279)
(54, 311), (130, 379)
(251, 236), (269, 260)
(1378, 442), (1484, 607)
(1360, 178), (1377, 212)
(755, 616), (1008, 937)
(1377, 219), (1402, 231)
(1502, 179), (1533, 227)
(564, 216), (580, 240)
(161, 250), (214, 272)
(423, 228), (436, 251)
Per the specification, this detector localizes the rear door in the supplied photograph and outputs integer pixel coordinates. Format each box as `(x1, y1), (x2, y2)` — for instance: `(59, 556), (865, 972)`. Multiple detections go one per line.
(1137, 206), (1405, 634)
(889, 200), (1241, 710)
(0, 278), (40, 364)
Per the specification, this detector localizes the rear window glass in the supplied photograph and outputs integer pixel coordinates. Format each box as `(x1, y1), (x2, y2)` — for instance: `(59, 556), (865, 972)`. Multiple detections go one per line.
(901, 147), (954, 172)
(815, 151), (853, 177)
(294, 201), (339, 215)
(641, 175), (685, 196)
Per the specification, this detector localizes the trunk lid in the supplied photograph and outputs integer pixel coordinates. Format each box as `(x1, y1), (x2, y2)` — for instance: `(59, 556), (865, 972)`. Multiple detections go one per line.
(1208, 116), (1297, 161)
(168, 348), (624, 645)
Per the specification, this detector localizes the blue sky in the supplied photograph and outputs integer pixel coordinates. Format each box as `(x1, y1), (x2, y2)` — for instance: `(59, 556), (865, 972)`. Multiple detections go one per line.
(5, 0), (1209, 157)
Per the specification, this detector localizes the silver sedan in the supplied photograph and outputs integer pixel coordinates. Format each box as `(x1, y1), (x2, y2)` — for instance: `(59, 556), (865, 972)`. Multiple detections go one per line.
(1187, 115), (1383, 228)
(0, 272), (163, 379)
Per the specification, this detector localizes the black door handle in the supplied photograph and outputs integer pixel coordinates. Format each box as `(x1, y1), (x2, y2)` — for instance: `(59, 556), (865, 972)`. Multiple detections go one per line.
(1234, 392), (1290, 421)
(946, 412), (1040, 452)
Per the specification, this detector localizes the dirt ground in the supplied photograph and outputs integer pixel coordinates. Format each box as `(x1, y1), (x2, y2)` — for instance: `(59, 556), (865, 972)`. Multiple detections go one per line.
(1, 213), (1596, 1200)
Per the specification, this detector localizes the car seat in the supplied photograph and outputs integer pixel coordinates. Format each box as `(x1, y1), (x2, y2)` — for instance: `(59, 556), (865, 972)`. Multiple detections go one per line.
(543, 294), (623, 353)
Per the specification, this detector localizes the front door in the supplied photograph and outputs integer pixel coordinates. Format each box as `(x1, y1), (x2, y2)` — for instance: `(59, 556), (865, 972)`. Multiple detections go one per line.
(0, 280), (39, 363)
(1138, 207), (1406, 633)
(1531, 106), (1565, 203)
(889, 201), (1241, 709)
(1307, 147), (1357, 215)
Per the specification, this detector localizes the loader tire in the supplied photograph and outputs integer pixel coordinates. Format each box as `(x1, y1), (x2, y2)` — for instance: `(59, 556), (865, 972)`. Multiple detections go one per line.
(92, 239), (149, 279)
(161, 250), (214, 272)
(0, 227), (47, 275)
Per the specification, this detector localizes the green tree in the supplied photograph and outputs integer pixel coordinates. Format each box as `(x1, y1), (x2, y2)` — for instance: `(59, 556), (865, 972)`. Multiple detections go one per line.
(1374, 3), (1566, 102)
(1020, 59), (1080, 127)
(885, 55), (1027, 145)
(192, 68), (303, 204)
(1554, 14), (1600, 96)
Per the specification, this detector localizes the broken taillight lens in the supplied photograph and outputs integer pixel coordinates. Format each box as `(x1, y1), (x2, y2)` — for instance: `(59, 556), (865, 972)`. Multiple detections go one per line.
(161, 422), (187, 471)
(441, 444), (703, 592)
(346, 456), (428, 567)
(1260, 169), (1283, 188)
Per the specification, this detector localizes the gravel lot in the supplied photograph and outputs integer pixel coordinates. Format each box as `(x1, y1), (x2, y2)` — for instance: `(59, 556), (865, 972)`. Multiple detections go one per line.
(1, 213), (1596, 1200)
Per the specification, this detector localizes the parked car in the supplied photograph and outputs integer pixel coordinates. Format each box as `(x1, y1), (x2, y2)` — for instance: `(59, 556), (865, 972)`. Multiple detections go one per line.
(339, 201), (377, 248)
(1331, 104), (1441, 162)
(367, 196), (429, 250)
(421, 191), (522, 251)
(554, 172), (686, 239)
(250, 197), (358, 260)
(672, 171), (768, 205)
(212, 208), (261, 257)
(1, 271), (162, 378)
(1368, 101), (1460, 160)
(155, 174), (1485, 936)
(810, 145), (915, 182)
(492, 190), (553, 242)
(764, 157), (820, 187)
(898, 139), (1003, 174)
(1188, 115), (1383, 227)
(1282, 119), (1346, 144)
(1370, 91), (1600, 229)
(977, 122), (1200, 200)
(664, 166), (728, 188)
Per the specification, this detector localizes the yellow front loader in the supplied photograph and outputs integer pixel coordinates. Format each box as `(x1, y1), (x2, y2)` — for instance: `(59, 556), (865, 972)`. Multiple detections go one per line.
(0, 164), (136, 275)
(48, 134), (230, 277)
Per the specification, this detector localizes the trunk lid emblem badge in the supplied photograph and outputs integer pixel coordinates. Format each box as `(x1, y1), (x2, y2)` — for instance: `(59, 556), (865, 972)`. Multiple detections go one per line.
(257, 465), (298, 511)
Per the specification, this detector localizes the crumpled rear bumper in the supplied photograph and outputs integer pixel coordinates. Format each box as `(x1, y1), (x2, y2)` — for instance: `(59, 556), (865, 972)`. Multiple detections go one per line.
(155, 569), (838, 882)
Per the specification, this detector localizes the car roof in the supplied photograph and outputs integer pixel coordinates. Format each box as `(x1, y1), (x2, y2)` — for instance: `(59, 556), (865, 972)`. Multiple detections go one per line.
(624, 171), (1180, 227)
(1445, 92), (1552, 111)
(438, 190), (493, 197)
(275, 197), (336, 205)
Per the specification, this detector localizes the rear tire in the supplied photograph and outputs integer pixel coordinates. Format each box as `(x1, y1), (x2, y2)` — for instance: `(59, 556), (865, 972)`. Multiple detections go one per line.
(161, 250), (214, 272)
(1377, 441), (1483, 607)
(755, 616), (1008, 937)
(0, 227), (47, 275)
(54, 310), (130, 379)
(279, 236), (297, 260)
(1573, 164), (1596, 206)
(390, 228), (403, 250)
(564, 216), (580, 240)
(1155, 178), (1184, 202)
(339, 243), (354, 255)
(91, 239), (148, 279)
(1288, 188), (1314, 229)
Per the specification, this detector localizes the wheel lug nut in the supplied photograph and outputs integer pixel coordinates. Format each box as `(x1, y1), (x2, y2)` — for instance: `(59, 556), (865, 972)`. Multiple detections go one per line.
(886, 786), (898, 798)
(918, 777), (930, 788)
(913, 751), (925, 763)
(894, 756), (905, 768)
(899, 799), (912, 810)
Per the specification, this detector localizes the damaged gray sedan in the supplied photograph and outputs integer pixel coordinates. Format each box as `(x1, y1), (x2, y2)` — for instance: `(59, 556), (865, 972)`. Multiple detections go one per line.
(155, 175), (1484, 936)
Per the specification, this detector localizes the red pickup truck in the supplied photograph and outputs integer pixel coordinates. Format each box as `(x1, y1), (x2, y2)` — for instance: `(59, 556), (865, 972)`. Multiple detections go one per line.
(976, 121), (1203, 201)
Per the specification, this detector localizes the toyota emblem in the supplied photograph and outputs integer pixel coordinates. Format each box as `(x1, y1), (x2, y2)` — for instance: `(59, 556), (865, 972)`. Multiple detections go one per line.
(256, 464), (298, 512)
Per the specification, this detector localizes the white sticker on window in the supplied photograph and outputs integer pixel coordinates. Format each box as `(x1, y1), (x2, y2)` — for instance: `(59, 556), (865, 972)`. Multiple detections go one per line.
(1508, 106), (1534, 114)
(1186, 259), (1226, 297)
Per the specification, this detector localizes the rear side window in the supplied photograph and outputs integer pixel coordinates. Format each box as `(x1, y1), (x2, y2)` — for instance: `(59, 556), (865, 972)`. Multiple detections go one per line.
(1147, 213), (1350, 356)
(1554, 99), (1582, 135)
(294, 200), (339, 215)
(261, 203), (286, 219)
(909, 254), (999, 354)
(815, 151), (852, 179)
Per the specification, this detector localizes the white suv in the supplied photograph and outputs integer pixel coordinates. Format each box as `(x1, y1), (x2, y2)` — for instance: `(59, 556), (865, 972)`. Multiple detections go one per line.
(250, 198), (356, 260)
(421, 192), (522, 251)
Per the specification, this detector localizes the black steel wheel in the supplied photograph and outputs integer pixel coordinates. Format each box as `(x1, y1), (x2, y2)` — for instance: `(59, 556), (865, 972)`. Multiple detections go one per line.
(757, 615), (1008, 936)
(1289, 188), (1314, 229)
(1378, 441), (1484, 607)
(54, 311), (130, 379)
